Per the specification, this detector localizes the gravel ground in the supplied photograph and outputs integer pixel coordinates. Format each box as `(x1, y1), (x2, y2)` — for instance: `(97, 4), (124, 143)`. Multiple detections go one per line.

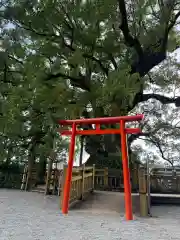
(1, 189), (180, 240)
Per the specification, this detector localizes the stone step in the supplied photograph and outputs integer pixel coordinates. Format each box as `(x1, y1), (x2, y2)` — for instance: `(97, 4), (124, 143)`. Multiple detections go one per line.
(31, 188), (45, 193)
(32, 185), (46, 193)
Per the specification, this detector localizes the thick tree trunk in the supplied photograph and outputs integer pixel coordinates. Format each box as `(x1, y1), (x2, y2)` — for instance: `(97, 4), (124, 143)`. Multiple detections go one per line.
(45, 136), (56, 195)
(25, 146), (36, 191)
(24, 131), (40, 191)
(37, 154), (47, 184)
(5, 144), (13, 165)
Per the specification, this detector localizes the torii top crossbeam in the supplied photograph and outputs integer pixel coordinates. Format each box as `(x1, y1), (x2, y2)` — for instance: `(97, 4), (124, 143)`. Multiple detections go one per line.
(58, 114), (143, 126)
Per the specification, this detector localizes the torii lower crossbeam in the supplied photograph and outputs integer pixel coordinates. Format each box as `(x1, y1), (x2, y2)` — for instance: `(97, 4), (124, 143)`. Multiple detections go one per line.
(58, 114), (144, 221)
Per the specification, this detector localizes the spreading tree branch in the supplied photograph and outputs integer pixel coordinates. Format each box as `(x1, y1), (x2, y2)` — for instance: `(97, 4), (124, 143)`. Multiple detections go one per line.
(45, 72), (90, 91)
(149, 136), (174, 166)
(167, 10), (180, 32)
(131, 89), (180, 112)
(17, 20), (109, 77)
(117, 0), (143, 57)
(128, 132), (150, 146)
(141, 93), (180, 107)
(60, 28), (109, 76)
(108, 53), (118, 70)
(128, 131), (174, 166)
(8, 55), (24, 65)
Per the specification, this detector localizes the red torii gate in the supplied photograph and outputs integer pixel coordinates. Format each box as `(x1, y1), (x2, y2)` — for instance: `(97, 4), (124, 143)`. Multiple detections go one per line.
(58, 114), (144, 221)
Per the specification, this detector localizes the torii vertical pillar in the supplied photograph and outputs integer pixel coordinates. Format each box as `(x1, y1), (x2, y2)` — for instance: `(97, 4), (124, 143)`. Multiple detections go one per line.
(61, 122), (76, 214)
(120, 120), (133, 220)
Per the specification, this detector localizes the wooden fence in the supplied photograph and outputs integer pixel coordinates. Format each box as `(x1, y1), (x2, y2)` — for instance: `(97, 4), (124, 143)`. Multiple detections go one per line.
(151, 175), (180, 193)
(21, 164), (140, 194)
(60, 165), (148, 216)
(21, 164), (38, 191)
(20, 163), (148, 216)
(138, 167), (148, 216)
(94, 167), (139, 192)
(60, 165), (95, 208)
(94, 168), (108, 190)
(45, 168), (63, 195)
(46, 167), (124, 194)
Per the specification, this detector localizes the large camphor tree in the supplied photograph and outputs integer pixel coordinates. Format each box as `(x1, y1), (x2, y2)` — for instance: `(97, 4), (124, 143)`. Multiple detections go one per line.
(0, 0), (180, 169)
